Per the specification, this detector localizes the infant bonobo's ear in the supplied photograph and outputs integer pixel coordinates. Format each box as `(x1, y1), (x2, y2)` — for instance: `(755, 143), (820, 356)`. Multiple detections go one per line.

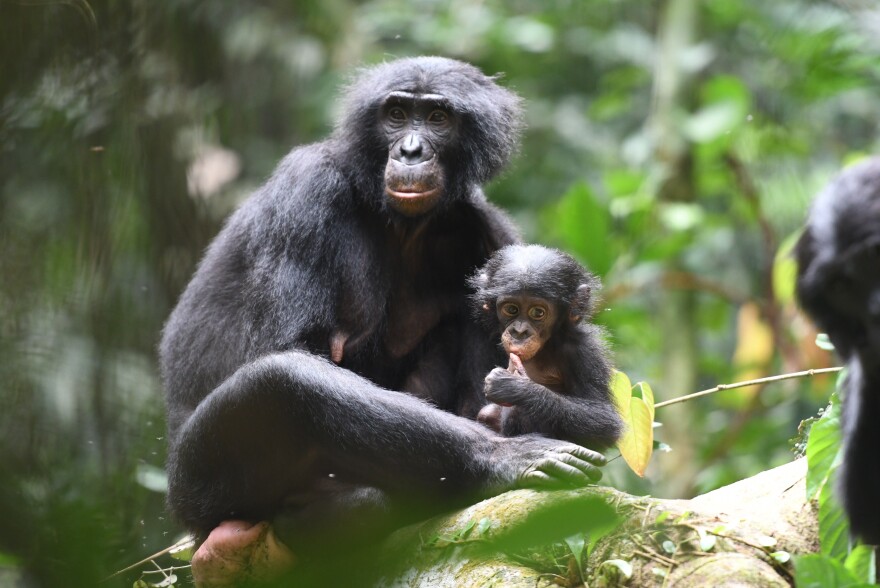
(569, 283), (592, 323)
(469, 271), (492, 312)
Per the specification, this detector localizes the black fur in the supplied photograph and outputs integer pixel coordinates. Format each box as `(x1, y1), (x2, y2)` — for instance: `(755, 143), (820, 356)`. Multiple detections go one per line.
(795, 156), (880, 545)
(160, 58), (606, 552)
(470, 245), (623, 451)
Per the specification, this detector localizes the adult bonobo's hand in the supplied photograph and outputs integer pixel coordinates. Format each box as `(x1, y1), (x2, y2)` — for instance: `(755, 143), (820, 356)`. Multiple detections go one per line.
(489, 434), (605, 492)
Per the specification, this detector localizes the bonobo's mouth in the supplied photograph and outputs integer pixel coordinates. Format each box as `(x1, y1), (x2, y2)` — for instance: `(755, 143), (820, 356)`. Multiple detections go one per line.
(384, 185), (442, 217)
(385, 187), (441, 200)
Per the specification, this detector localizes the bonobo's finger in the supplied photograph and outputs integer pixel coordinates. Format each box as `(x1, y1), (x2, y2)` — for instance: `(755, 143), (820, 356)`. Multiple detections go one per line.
(520, 469), (555, 488)
(556, 452), (603, 482)
(564, 445), (607, 467)
(539, 459), (590, 484)
(507, 353), (527, 377)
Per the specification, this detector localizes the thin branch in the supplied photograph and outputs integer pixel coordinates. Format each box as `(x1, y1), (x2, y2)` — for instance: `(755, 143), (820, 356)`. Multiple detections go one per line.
(654, 367), (843, 409)
(102, 536), (195, 582)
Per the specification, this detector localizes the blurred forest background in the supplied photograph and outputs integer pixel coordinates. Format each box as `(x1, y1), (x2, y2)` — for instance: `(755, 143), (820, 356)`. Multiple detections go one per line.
(1, 0), (879, 585)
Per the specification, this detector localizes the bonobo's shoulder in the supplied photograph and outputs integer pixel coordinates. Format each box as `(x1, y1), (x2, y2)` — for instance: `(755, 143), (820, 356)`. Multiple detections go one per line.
(232, 141), (351, 226)
(463, 188), (521, 248)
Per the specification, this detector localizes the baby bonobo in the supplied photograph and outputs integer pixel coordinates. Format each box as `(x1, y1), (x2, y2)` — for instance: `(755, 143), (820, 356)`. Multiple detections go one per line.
(470, 245), (623, 451)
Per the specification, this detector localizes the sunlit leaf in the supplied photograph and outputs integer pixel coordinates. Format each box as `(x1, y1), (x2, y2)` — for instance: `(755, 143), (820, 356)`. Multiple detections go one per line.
(662, 540), (676, 554)
(806, 397), (842, 500)
(610, 370), (634, 411)
(819, 479), (850, 560)
(476, 517), (492, 536)
(773, 232), (801, 306)
(697, 528), (716, 552)
(616, 396), (654, 476)
(795, 554), (863, 588)
(757, 535), (778, 548)
(772, 551), (791, 564)
(632, 381), (655, 421)
(816, 333), (836, 351)
(844, 545), (877, 584)
(612, 371), (655, 476)
(169, 537), (196, 562)
(601, 559), (633, 579)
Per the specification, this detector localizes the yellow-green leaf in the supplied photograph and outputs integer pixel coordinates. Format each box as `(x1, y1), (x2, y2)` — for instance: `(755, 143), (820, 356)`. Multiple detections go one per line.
(619, 397), (654, 476)
(610, 370), (633, 412)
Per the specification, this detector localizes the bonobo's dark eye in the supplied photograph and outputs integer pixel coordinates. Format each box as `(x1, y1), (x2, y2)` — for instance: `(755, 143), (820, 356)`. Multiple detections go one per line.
(428, 110), (449, 124)
(388, 107), (407, 122)
(528, 306), (547, 321)
(501, 303), (519, 317)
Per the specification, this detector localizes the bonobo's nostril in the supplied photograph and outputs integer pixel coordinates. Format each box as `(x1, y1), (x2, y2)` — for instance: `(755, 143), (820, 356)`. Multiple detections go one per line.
(400, 134), (422, 160)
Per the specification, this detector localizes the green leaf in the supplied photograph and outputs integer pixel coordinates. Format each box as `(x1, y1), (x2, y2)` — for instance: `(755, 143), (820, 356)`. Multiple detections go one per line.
(475, 517), (492, 536)
(601, 559), (633, 579)
(806, 397), (842, 500)
(655, 511), (671, 524)
(547, 181), (613, 276)
(612, 371), (655, 476)
(662, 540), (676, 554)
(565, 533), (586, 569)
(773, 232), (801, 306)
(795, 554), (863, 588)
(771, 551), (791, 564)
(632, 381), (655, 421)
(819, 479), (850, 560)
(844, 545), (877, 584)
(816, 333), (836, 351)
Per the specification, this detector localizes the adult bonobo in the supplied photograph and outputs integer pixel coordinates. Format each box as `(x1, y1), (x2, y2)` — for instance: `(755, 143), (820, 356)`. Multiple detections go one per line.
(160, 57), (606, 580)
(795, 157), (880, 546)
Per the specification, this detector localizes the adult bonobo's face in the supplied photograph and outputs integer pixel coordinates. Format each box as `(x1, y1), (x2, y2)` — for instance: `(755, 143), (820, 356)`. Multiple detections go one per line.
(381, 91), (457, 217)
(496, 293), (558, 361)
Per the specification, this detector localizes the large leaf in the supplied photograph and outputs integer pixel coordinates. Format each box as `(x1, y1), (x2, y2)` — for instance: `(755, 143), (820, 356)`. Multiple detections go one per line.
(845, 545), (877, 585)
(548, 181), (613, 276)
(795, 554), (869, 588)
(612, 370), (655, 476)
(806, 396), (842, 500)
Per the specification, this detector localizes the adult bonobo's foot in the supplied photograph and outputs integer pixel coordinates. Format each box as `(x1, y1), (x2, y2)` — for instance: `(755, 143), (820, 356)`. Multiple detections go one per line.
(191, 521), (296, 587)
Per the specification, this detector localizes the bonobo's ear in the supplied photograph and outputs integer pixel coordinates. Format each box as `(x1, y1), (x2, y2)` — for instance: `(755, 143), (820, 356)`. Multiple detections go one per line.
(570, 283), (591, 322)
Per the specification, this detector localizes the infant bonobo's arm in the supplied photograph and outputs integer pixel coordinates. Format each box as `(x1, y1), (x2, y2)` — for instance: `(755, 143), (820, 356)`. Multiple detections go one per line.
(485, 349), (622, 451)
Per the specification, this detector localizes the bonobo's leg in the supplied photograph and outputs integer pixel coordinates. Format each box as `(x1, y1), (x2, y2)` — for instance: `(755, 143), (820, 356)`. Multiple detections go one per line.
(274, 480), (394, 557)
(168, 350), (607, 536)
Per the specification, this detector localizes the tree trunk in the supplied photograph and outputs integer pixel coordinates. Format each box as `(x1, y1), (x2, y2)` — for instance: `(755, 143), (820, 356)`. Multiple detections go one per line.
(377, 459), (815, 587)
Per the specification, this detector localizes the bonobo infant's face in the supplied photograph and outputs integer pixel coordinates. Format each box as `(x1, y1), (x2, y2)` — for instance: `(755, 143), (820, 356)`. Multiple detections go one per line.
(495, 293), (558, 361)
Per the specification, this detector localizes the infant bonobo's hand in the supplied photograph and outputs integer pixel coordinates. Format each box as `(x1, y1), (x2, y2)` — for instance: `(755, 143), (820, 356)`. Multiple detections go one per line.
(484, 366), (531, 407)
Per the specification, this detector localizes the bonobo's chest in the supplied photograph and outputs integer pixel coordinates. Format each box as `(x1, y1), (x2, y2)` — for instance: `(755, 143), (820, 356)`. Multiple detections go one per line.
(337, 212), (485, 386)
(382, 221), (473, 359)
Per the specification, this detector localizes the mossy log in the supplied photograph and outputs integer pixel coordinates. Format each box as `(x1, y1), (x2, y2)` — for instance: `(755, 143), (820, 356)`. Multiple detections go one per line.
(376, 459), (815, 587)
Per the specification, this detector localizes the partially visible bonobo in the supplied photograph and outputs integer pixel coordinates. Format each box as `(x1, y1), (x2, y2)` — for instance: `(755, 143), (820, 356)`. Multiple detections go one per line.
(795, 157), (880, 545)
(471, 245), (623, 451)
